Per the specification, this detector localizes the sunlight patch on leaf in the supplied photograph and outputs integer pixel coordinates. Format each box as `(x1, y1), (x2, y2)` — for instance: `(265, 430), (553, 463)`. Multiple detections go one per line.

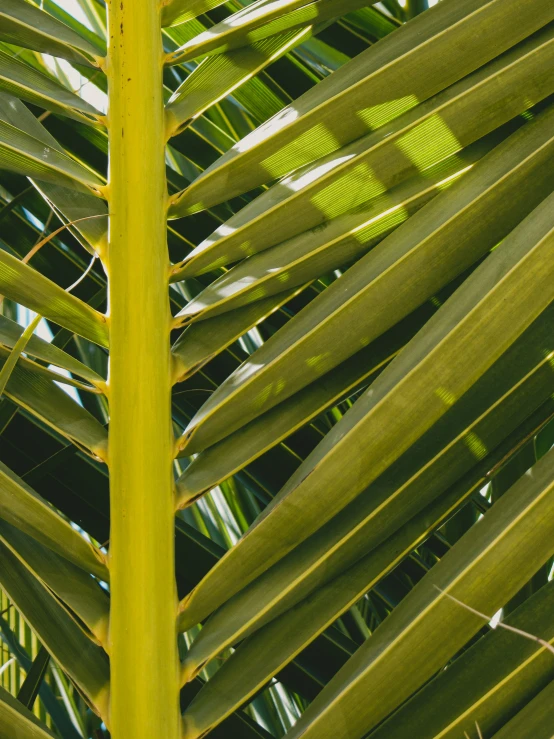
(357, 94), (419, 130)
(435, 387), (457, 408)
(236, 107), (299, 154)
(353, 205), (409, 244)
(463, 431), (488, 461)
(284, 153), (355, 193)
(311, 162), (386, 219)
(262, 121), (339, 177)
(397, 114), (462, 171)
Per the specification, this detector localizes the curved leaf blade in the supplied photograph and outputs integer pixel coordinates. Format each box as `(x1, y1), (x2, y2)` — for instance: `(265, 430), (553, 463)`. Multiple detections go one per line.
(178, 189), (554, 626)
(172, 288), (306, 383)
(0, 520), (109, 644)
(33, 181), (108, 256)
(491, 680), (554, 739)
(180, 103), (554, 453)
(0, 118), (104, 193)
(172, 25), (554, 270)
(0, 93), (108, 255)
(0, 49), (102, 124)
(286, 447), (554, 739)
(177, 309), (554, 643)
(0, 314), (104, 385)
(2, 359), (108, 458)
(0, 248), (108, 348)
(0, 0), (102, 66)
(162, 0), (236, 27)
(0, 541), (110, 721)
(173, 141), (489, 320)
(369, 583), (554, 738)
(0, 459), (108, 580)
(0, 337), (103, 393)
(168, 0), (376, 64)
(0, 685), (55, 739)
(168, 0), (554, 214)
(166, 27), (315, 136)
(176, 305), (436, 502)
(181, 451), (554, 737)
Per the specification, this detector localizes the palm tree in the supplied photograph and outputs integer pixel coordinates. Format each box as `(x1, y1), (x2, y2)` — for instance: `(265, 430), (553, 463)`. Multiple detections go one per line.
(0, 0), (553, 737)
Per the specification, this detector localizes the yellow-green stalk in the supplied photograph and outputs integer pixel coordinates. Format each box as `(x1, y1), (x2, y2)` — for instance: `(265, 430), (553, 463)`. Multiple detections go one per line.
(105, 2), (180, 736)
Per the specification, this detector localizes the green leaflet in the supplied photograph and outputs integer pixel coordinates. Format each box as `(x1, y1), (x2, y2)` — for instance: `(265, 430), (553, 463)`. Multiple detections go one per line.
(180, 444), (554, 737)
(41, 0), (106, 54)
(0, 613), (81, 738)
(166, 27), (315, 136)
(33, 181), (108, 256)
(285, 447), (554, 739)
(176, 305), (436, 501)
(0, 314), (105, 385)
(173, 140), (491, 320)
(168, 0), (554, 214)
(369, 582), (554, 738)
(167, 0), (378, 64)
(179, 103), (554, 453)
(164, 5), (391, 139)
(17, 647), (51, 710)
(345, 6), (398, 37)
(0, 313), (46, 403)
(1, 358), (108, 458)
(491, 680), (554, 739)
(0, 0), (102, 67)
(0, 118), (104, 194)
(0, 459), (108, 580)
(0, 93), (108, 255)
(177, 189), (554, 627)
(0, 90), (103, 264)
(0, 248), (108, 348)
(0, 541), (110, 721)
(0, 49), (101, 124)
(162, 0), (239, 27)
(0, 344), (101, 393)
(177, 305), (554, 647)
(63, 0), (105, 38)
(0, 684), (56, 739)
(172, 24), (554, 272)
(172, 288), (306, 382)
(0, 520), (109, 644)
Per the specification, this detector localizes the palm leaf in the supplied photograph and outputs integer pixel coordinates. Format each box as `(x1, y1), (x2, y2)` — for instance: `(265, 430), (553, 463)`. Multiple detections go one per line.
(0, 520), (109, 643)
(167, 0), (377, 63)
(0, 248), (108, 346)
(0, 314), (104, 384)
(171, 138), (491, 313)
(0, 684), (55, 739)
(179, 106), (554, 453)
(179, 189), (554, 625)
(166, 27), (317, 136)
(17, 646), (51, 710)
(370, 581), (554, 738)
(0, 458), (108, 579)
(490, 680), (554, 739)
(0, 0), (102, 66)
(177, 305), (554, 644)
(0, 1), (553, 737)
(285, 446), (554, 739)
(181, 448), (554, 736)
(0, 50), (102, 124)
(0, 541), (110, 720)
(168, 0), (554, 213)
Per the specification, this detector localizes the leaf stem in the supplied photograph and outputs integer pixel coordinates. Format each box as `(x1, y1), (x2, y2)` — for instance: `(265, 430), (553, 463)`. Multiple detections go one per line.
(105, 1), (180, 736)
